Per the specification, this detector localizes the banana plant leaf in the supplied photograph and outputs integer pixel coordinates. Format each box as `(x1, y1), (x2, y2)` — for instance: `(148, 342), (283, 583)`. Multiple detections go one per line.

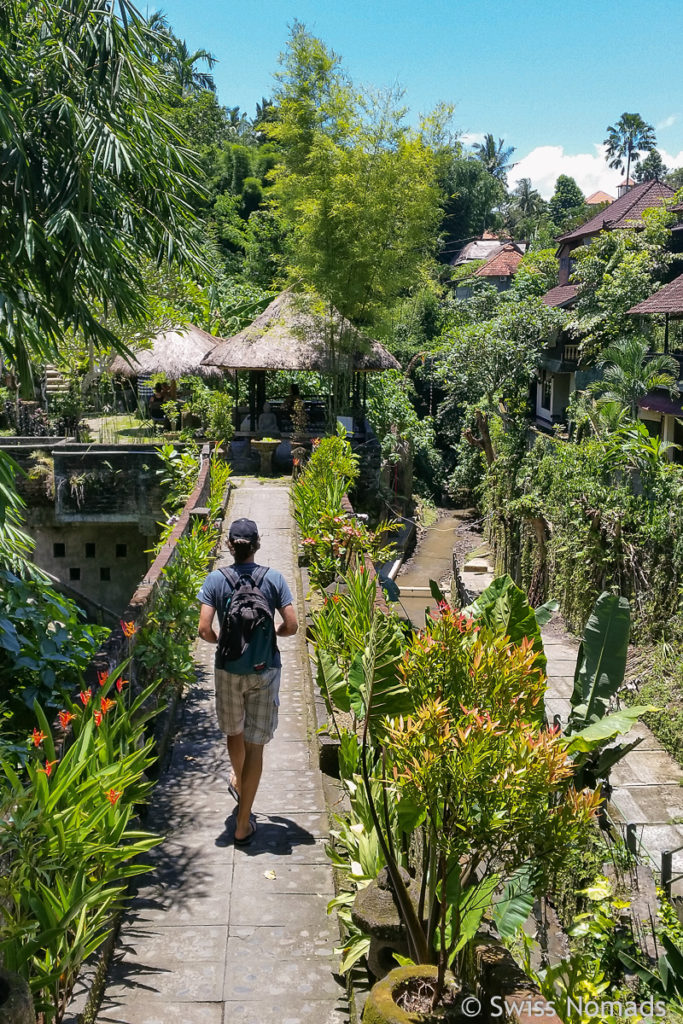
(568, 592), (630, 731)
(464, 574), (546, 670)
(317, 649), (352, 714)
(347, 617), (411, 734)
(565, 706), (657, 752)
(492, 864), (537, 939)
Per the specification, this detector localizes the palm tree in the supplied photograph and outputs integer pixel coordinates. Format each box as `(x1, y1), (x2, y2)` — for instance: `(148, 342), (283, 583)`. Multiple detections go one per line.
(511, 177), (545, 218)
(472, 134), (516, 182)
(603, 113), (656, 187)
(589, 337), (679, 420)
(168, 37), (217, 94)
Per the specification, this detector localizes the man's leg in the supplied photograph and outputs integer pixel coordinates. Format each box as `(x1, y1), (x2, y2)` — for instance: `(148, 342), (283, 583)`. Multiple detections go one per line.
(235, 741), (263, 840)
(226, 732), (245, 792)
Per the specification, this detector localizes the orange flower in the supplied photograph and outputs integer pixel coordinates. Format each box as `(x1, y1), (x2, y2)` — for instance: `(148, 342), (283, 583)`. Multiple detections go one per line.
(116, 678), (129, 693)
(93, 710), (103, 727)
(97, 669), (108, 687)
(38, 759), (58, 777)
(120, 619), (136, 638)
(100, 697), (116, 715)
(58, 710), (75, 729)
(105, 788), (122, 805)
(79, 688), (92, 706)
(31, 728), (46, 747)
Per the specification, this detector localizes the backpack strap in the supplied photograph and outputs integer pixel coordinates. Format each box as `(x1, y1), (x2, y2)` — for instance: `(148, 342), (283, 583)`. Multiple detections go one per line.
(251, 565), (270, 590)
(219, 566), (240, 588)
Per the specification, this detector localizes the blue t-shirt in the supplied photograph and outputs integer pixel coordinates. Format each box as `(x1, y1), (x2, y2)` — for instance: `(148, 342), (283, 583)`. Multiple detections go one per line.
(197, 563), (294, 670)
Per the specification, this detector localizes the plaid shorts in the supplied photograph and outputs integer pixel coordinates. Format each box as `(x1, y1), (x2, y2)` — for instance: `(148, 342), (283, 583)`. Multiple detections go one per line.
(214, 666), (281, 745)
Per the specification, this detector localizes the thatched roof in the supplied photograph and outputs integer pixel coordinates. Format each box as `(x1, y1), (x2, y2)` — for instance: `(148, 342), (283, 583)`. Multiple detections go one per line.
(110, 324), (222, 379)
(202, 291), (400, 373)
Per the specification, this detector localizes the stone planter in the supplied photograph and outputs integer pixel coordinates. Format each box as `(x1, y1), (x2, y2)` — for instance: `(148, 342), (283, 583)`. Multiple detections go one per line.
(351, 868), (421, 979)
(362, 964), (463, 1023)
(0, 969), (35, 1024)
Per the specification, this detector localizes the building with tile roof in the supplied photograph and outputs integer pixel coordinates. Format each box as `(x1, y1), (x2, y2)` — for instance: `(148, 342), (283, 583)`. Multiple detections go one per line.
(534, 179), (675, 430)
(473, 242), (526, 290)
(585, 190), (614, 206)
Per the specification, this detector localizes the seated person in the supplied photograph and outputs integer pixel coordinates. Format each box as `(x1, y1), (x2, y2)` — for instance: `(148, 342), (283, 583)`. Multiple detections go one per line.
(282, 382), (300, 415)
(257, 402), (280, 436)
(147, 383), (167, 421)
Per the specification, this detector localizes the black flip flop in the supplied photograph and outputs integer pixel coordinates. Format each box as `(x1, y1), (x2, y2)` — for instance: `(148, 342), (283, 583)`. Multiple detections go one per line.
(234, 820), (257, 847)
(227, 780), (240, 804)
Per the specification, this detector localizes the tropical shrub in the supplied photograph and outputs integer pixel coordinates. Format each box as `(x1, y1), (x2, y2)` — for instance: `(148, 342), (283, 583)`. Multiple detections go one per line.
(0, 569), (107, 741)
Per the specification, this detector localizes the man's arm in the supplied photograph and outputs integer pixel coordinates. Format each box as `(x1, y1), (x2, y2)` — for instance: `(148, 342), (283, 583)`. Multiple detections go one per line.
(276, 603), (298, 637)
(198, 603), (218, 644)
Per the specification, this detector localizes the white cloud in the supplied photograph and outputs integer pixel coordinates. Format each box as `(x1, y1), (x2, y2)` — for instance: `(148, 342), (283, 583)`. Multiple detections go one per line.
(657, 115), (678, 131)
(509, 143), (683, 200)
(460, 131), (485, 146)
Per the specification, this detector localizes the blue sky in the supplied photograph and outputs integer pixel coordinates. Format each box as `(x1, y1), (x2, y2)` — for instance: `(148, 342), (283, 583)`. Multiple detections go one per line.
(153, 0), (683, 197)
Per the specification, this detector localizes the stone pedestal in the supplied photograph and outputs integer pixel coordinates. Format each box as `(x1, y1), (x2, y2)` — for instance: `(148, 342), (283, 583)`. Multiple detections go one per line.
(0, 969), (35, 1024)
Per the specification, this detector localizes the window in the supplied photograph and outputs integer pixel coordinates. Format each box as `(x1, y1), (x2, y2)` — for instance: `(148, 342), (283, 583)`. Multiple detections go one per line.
(53, 542), (65, 558)
(69, 567), (80, 581)
(115, 544), (127, 558)
(85, 542), (96, 558)
(100, 567), (111, 582)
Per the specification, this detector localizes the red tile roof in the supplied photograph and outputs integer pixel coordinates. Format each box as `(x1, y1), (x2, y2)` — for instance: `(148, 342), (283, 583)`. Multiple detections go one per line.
(557, 180), (674, 243)
(541, 284), (578, 308)
(474, 243), (524, 278)
(585, 190), (614, 205)
(628, 273), (683, 315)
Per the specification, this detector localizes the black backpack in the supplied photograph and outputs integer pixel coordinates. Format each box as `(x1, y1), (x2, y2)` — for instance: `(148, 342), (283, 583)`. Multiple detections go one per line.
(217, 566), (276, 674)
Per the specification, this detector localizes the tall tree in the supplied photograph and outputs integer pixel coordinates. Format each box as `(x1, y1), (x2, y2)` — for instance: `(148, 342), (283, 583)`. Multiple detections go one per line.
(437, 155), (506, 256)
(472, 134), (515, 182)
(548, 175), (585, 230)
(268, 24), (442, 411)
(511, 178), (545, 218)
(604, 113), (657, 186)
(633, 149), (668, 182)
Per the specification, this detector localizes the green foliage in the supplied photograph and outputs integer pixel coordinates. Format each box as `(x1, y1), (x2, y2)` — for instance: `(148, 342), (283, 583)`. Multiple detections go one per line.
(155, 442), (201, 512)
(548, 175), (586, 231)
(0, 0), (204, 383)
(604, 113), (657, 184)
(568, 593), (631, 728)
(0, 569), (107, 738)
(366, 370), (436, 465)
(464, 573), (547, 672)
(0, 687), (160, 1022)
(570, 206), (674, 358)
(268, 23), (443, 405)
(589, 336), (679, 419)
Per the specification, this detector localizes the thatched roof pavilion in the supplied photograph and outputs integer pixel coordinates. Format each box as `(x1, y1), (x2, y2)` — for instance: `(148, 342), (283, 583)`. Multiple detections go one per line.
(110, 324), (222, 379)
(201, 291), (400, 373)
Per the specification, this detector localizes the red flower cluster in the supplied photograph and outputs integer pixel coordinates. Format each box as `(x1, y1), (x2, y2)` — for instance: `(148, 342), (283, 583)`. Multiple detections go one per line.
(58, 710), (75, 729)
(31, 728), (46, 747)
(120, 619), (136, 638)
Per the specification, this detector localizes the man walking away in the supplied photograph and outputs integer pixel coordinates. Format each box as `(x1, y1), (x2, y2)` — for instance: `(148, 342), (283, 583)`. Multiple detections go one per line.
(198, 518), (298, 844)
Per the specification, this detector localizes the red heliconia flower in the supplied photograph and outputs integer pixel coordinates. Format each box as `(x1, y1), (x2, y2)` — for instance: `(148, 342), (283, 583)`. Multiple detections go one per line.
(331, 594), (340, 604)
(116, 678), (129, 693)
(79, 688), (92, 706)
(38, 759), (58, 777)
(106, 788), (122, 805)
(58, 710), (75, 729)
(100, 697), (116, 715)
(93, 710), (103, 727)
(31, 728), (46, 747)
(120, 620), (136, 638)
(97, 669), (108, 687)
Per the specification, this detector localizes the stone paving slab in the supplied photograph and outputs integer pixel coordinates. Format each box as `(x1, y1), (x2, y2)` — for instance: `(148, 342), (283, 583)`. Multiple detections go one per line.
(98, 999), (224, 1023)
(610, 750), (683, 787)
(232, 859), (335, 894)
(609, 785), (683, 825)
(223, 952), (341, 1000)
(221, 999), (349, 1024)
(229, 922), (339, 957)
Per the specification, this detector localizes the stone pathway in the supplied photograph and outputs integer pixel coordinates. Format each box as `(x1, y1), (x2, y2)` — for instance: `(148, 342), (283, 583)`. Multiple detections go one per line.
(96, 477), (348, 1023)
(542, 628), (683, 898)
